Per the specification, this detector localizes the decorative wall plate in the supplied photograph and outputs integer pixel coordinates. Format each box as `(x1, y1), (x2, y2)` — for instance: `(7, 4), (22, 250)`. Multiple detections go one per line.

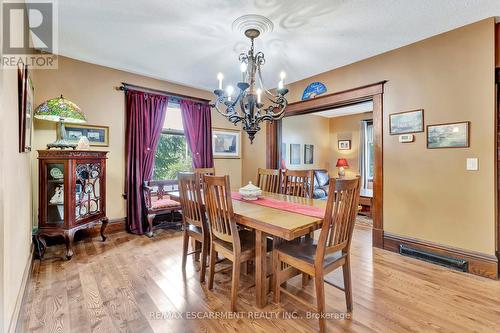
(301, 82), (327, 100)
(50, 167), (63, 179)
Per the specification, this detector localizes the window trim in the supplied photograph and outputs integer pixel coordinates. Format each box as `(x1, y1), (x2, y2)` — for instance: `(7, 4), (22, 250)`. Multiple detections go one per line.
(364, 120), (374, 182)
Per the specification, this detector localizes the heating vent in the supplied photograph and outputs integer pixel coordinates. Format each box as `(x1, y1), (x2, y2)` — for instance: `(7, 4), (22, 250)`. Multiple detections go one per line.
(399, 244), (468, 272)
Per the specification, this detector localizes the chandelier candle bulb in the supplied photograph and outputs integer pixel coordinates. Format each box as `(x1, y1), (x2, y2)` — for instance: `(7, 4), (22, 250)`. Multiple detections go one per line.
(257, 89), (262, 103)
(278, 80), (284, 90)
(217, 73), (224, 89)
(280, 71), (286, 82)
(226, 85), (234, 102)
(240, 62), (247, 72)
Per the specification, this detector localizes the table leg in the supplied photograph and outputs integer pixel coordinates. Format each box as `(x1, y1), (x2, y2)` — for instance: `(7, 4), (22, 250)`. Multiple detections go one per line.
(255, 230), (267, 308)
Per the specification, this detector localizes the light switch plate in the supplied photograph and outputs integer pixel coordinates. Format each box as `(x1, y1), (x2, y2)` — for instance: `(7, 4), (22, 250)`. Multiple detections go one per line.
(466, 158), (478, 171)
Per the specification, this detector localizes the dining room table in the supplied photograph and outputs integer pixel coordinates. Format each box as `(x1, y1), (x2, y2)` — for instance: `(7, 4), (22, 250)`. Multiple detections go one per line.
(168, 189), (327, 308)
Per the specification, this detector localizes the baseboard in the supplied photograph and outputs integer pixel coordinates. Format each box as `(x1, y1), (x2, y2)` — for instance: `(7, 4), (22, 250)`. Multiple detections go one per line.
(8, 244), (34, 333)
(88, 217), (126, 237)
(372, 228), (384, 248)
(384, 232), (498, 280)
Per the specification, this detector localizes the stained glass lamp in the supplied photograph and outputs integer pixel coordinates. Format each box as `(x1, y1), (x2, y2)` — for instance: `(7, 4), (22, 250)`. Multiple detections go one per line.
(34, 95), (86, 149)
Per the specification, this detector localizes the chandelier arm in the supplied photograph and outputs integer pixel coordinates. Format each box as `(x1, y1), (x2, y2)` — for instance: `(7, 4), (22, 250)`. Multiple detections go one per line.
(257, 67), (277, 98)
(210, 97), (245, 123)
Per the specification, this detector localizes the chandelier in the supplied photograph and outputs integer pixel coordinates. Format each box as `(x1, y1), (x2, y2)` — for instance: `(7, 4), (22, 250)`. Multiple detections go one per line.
(210, 28), (289, 143)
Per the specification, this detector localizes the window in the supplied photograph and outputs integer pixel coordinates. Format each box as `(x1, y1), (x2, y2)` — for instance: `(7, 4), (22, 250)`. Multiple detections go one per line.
(365, 121), (374, 181)
(153, 104), (192, 180)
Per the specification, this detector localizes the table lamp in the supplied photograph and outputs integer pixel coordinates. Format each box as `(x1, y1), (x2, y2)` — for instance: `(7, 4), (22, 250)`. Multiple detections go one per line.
(34, 95), (86, 149)
(336, 158), (349, 178)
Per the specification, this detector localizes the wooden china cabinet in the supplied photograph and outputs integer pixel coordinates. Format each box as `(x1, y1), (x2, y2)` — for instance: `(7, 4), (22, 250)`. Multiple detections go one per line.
(36, 150), (109, 259)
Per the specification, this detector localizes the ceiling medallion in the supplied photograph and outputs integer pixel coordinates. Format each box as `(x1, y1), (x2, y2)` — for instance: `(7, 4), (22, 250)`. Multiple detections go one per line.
(211, 16), (287, 143)
(231, 14), (274, 36)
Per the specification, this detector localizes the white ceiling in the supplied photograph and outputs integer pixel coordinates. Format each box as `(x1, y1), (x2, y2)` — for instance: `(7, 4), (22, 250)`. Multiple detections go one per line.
(55, 0), (500, 92)
(315, 101), (373, 118)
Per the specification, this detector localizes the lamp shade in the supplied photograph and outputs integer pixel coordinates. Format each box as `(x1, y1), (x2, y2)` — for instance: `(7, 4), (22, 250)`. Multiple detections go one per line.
(336, 158), (349, 167)
(34, 95), (86, 123)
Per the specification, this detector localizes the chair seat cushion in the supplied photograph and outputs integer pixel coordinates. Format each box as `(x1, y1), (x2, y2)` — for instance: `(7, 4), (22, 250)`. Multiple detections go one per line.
(214, 229), (255, 253)
(151, 198), (180, 210)
(276, 238), (344, 267)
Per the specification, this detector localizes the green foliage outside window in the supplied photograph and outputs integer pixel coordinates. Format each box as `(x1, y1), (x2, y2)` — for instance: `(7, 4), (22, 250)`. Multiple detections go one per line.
(153, 132), (192, 180)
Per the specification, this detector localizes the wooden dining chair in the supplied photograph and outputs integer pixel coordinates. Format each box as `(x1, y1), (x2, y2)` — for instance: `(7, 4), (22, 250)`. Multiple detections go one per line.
(194, 167), (215, 177)
(178, 172), (210, 283)
(283, 169), (314, 198)
(273, 177), (361, 333)
(256, 168), (281, 193)
(204, 175), (256, 312)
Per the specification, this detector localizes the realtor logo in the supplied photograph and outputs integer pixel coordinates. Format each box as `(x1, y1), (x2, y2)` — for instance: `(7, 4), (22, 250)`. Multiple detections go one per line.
(1, 0), (57, 69)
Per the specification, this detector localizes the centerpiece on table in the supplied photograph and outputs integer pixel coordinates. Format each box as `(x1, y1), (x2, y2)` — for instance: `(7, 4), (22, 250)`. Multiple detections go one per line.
(239, 181), (262, 201)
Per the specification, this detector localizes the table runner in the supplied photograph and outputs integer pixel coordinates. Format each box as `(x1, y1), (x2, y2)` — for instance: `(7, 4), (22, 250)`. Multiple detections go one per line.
(231, 192), (325, 219)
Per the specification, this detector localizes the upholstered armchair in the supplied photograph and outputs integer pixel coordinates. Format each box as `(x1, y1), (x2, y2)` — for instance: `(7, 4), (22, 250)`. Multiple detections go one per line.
(313, 169), (331, 199)
(143, 180), (182, 237)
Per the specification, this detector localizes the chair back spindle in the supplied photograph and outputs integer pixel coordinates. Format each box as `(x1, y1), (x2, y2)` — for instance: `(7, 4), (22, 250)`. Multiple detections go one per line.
(316, 177), (361, 262)
(194, 167), (215, 189)
(256, 168), (281, 193)
(283, 169), (314, 198)
(203, 175), (241, 249)
(178, 172), (207, 231)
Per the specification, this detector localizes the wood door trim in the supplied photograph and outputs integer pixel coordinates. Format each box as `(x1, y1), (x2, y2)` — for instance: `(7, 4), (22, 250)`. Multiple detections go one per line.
(266, 81), (386, 248)
(283, 81), (386, 116)
(495, 67), (500, 274)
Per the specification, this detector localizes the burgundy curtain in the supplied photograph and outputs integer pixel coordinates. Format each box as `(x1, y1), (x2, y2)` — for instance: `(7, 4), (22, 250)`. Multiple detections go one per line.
(125, 90), (168, 234)
(180, 100), (214, 168)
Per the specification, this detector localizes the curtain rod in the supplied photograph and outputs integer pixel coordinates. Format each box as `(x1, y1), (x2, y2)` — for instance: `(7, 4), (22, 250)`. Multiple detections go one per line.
(118, 82), (211, 103)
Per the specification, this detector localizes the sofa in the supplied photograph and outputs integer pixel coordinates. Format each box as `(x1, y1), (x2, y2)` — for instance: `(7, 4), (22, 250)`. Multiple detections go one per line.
(313, 169), (331, 199)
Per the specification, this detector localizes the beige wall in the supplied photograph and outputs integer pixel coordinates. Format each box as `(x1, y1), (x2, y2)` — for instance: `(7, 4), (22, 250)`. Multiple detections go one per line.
(242, 18), (496, 255)
(241, 123), (267, 185)
(32, 56), (242, 222)
(282, 114), (330, 170)
(329, 112), (373, 177)
(0, 65), (33, 333)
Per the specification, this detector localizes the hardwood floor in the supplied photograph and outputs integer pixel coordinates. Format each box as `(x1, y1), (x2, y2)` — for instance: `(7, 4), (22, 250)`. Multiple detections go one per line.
(17, 223), (500, 333)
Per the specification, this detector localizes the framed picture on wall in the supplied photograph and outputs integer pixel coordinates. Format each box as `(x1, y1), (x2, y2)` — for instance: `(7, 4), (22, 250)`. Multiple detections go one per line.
(304, 144), (314, 164)
(281, 142), (286, 167)
(212, 128), (241, 158)
(65, 124), (110, 146)
(290, 144), (300, 165)
(338, 140), (351, 150)
(18, 64), (34, 153)
(427, 121), (469, 149)
(389, 109), (424, 135)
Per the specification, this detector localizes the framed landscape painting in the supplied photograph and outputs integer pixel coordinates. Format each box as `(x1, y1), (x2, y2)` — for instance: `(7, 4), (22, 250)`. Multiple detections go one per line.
(212, 128), (241, 158)
(281, 143), (286, 166)
(389, 109), (424, 135)
(65, 124), (109, 146)
(427, 121), (469, 149)
(304, 144), (314, 164)
(290, 144), (300, 165)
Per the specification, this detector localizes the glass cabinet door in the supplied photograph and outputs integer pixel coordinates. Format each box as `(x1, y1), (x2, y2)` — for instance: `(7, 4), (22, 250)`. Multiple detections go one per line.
(46, 163), (65, 225)
(75, 162), (101, 221)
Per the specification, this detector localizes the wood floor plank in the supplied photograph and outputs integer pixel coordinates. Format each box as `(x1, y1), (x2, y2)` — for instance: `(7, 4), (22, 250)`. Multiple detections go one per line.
(18, 224), (500, 333)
